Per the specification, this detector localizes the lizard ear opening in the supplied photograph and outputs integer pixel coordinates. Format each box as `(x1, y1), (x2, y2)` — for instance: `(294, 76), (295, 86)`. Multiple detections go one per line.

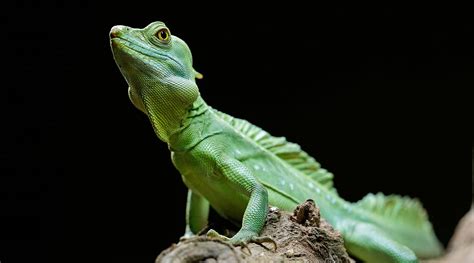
(194, 69), (203, 79)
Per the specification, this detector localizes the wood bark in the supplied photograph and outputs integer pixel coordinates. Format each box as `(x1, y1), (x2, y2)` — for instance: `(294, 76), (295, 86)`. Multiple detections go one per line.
(156, 200), (354, 263)
(156, 201), (474, 263)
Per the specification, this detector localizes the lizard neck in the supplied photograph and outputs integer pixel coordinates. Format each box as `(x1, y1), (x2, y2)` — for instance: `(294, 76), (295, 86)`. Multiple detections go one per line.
(138, 79), (200, 143)
(182, 95), (209, 125)
(168, 96), (222, 152)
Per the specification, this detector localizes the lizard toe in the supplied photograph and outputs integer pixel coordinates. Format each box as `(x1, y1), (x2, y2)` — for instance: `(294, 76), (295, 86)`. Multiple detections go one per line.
(251, 235), (278, 252)
(206, 229), (230, 241)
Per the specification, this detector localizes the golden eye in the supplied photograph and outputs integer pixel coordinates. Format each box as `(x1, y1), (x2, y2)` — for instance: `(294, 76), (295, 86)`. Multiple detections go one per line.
(156, 28), (170, 42)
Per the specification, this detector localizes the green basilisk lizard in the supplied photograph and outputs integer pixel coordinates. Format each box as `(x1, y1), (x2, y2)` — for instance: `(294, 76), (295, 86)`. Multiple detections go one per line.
(109, 21), (443, 263)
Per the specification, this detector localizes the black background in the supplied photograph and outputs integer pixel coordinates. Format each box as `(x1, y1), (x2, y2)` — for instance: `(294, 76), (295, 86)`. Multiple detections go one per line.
(1, 1), (472, 263)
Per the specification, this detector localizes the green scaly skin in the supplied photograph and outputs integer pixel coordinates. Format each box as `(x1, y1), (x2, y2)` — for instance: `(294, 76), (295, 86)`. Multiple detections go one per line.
(110, 22), (443, 263)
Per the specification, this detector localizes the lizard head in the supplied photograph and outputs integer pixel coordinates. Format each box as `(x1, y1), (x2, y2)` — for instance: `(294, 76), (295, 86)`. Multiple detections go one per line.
(110, 21), (202, 142)
(110, 21), (201, 83)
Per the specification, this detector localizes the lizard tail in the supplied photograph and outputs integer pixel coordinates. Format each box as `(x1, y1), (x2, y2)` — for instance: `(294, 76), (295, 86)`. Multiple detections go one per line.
(354, 192), (444, 258)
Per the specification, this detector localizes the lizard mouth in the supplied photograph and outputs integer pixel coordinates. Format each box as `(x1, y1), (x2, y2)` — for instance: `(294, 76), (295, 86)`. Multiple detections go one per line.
(111, 36), (186, 71)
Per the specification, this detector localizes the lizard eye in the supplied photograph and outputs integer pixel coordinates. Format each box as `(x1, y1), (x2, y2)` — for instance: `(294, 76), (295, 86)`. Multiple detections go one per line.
(155, 28), (170, 43)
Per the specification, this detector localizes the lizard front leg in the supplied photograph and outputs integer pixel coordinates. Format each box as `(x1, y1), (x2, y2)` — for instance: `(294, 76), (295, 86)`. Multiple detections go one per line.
(206, 157), (276, 250)
(181, 189), (209, 240)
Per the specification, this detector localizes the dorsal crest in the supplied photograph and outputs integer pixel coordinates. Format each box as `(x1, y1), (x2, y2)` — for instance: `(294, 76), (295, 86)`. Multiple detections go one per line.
(355, 192), (429, 227)
(211, 108), (335, 191)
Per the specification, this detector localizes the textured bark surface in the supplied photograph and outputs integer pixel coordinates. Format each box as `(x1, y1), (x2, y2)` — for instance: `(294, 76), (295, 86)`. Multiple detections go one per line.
(156, 201), (474, 263)
(156, 200), (354, 263)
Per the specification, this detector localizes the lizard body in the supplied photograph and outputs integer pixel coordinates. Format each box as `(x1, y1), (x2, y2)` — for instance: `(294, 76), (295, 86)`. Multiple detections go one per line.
(110, 22), (443, 263)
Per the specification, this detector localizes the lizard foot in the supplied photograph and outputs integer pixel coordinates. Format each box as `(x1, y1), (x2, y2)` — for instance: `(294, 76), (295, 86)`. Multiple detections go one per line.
(178, 234), (194, 242)
(206, 229), (277, 254)
(179, 227), (197, 242)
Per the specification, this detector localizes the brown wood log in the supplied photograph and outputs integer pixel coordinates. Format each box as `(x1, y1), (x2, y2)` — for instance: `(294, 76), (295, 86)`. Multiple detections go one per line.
(156, 200), (355, 263)
(156, 200), (474, 263)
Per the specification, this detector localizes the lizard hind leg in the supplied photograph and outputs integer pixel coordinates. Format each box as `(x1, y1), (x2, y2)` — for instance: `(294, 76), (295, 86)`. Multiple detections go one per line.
(340, 221), (418, 263)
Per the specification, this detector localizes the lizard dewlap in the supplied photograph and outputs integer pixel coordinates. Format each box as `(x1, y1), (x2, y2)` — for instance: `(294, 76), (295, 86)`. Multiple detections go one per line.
(110, 21), (443, 263)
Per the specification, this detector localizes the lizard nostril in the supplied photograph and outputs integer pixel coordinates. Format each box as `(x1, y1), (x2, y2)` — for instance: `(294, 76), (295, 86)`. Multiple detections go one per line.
(110, 25), (126, 38)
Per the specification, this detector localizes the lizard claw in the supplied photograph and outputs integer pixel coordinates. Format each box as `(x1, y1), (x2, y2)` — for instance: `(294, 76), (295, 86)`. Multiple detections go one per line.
(206, 229), (230, 241)
(251, 235), (278, 252)
(233, 240), (252, 255)
(230, 235), (277, 255)
(206, 229), (278, 253)
(222, 229), (279, 253)
(206, 229), (253, 255)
